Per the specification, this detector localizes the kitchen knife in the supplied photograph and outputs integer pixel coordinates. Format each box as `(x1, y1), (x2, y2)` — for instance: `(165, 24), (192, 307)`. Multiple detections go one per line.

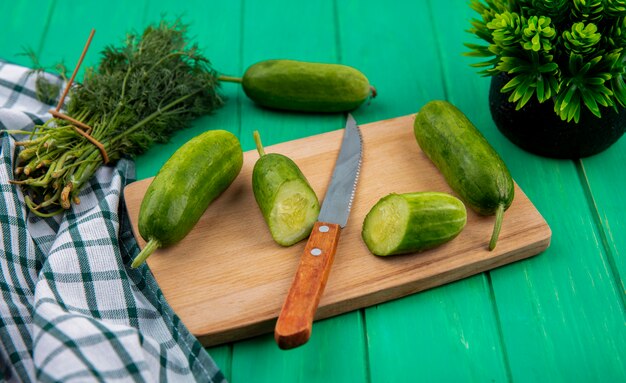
(274, 114), (363, 350)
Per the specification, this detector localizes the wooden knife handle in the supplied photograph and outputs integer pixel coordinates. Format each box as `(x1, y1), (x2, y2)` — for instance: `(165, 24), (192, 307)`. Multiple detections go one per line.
(274, 221), (341, 349)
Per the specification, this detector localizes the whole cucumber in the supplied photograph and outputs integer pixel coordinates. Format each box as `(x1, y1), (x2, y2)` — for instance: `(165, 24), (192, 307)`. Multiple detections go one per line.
(362, 192), (467, 256)
(252, 131), (320, 246)
(131, 130), (243, 268)
(220, 59), (375, 112)
(413, 100), (514, 250)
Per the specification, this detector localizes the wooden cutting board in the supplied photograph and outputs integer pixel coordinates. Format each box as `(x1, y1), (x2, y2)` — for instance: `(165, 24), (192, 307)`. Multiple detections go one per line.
(124, 114), (551, 347)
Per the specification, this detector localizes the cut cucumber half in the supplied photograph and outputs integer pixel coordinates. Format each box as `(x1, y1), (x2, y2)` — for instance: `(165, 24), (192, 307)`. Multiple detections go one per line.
(269, 180), (320, 246)
(362, 192), (467, 256)
(252, 131), (321, 246)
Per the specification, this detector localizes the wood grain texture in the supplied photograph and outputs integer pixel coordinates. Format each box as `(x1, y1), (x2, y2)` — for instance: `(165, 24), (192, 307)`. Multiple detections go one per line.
(6, 1), (624, 381)
(124, 114), (551, 347)
(432, 1), (626, 381)
(337, 1), (513, 381)
(136, 0), (243, 181)
(581, 146), (626, 303)
(275, 222), (341, 350)
(139, 2), (246, 374)
(229, 3), (368, 383)
(38, 0), (148, 77)
(0, 0), (55, 67)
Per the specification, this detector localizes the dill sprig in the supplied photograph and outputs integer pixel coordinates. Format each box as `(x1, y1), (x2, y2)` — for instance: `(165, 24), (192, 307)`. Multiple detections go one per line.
(11, 20), (223, 216)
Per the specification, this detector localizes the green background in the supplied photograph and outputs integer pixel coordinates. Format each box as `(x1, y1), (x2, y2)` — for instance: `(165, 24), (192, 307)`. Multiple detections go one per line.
(3, 0), (625, 381)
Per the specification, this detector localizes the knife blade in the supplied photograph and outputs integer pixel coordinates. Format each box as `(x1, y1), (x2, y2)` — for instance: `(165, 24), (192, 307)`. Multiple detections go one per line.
(274, 114), (362, 350)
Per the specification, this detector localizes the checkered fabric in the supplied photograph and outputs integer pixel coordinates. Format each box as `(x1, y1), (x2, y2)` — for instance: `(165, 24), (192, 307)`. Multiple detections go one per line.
(0, 59), (226, 382)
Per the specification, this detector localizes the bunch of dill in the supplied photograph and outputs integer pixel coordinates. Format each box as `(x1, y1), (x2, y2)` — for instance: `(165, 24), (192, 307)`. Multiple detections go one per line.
(11, 20), (223, 216)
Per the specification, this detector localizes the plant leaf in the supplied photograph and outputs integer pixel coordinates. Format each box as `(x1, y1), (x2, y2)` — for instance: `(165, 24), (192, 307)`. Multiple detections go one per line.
(501, 75), (523, 93)
(519, 83), (536, 107)
(536, 76), (546, 101)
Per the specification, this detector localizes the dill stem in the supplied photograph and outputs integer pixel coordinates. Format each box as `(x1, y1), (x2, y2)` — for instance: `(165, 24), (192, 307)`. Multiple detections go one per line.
(147, 52), (187, 75)
(25, 196), (64, 217)
(5, 130), (48, 136)
(37, 187), (63, 208)
(14, 21), (223, 216)
(111, 89), (202, 145)
(19, 166), (55, 187)
(119, 65), (133, 103)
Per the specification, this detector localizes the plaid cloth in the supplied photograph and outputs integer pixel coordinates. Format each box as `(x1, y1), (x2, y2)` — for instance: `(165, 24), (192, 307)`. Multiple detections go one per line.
(0, 60), (226, 382)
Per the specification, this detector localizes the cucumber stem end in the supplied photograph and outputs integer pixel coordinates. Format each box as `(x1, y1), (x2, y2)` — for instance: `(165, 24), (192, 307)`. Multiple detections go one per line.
(370, 85), (377, 99)
(489, 204), (505, 251)
(253, 130), (266, 157)
(131, 238), (161, 268)
(218, 75), (243, 84)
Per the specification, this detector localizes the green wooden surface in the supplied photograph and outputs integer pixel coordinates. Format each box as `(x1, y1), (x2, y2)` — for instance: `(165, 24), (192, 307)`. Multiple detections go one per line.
(3, 1), (626, 382)
(338, 2), (509, 382)
(232, 2), (368, 382)
(0, 1), (54, 67)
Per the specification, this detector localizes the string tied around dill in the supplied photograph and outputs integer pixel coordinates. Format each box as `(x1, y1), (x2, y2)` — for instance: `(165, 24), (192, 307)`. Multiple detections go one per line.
(48, 109), (110, 165)
(8, 19), (224, 217)
(47, 29), (109, 165)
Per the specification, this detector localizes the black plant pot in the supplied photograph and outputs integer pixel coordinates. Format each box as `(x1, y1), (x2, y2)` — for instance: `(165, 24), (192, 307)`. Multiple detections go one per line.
(489, 73), (626, 158)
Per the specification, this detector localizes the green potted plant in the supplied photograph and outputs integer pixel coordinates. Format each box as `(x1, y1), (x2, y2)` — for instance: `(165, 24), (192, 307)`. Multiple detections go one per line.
(466, 0), (626, 158)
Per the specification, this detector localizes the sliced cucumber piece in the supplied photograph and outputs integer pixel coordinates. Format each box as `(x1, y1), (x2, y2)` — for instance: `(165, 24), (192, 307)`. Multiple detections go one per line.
(362, 192), (467, 256)
(269, 179), (320, 245)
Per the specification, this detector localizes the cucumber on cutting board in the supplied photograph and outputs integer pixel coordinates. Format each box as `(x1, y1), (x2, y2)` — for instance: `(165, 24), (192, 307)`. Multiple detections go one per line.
(131, 130), (243, 268)
(362, 192), (467, 256)
(413, 100), (514, 250)
(220, 59), (375, 112)
(252, 131), (320, 246)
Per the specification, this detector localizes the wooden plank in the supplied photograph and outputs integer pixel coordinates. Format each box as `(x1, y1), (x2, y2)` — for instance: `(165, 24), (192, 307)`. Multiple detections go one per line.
(5, 2), (623, 382)
(38, 0), (147, 75)
(124, 114), (550, 348)
(233, 0), (345, 151)
(232, 312), (368, 383)
(136, 0), (243, 181)
(30, 1), (238, 379)
(336, 1), (512, 381)
(139, 1), (244, 379)
(0, 1), (56, 66)
(434, 0), (626, 381)
(581, 146), (626, 303)
(228, 1), (367, 382)
(336, 0), (446, 125)
(364, 277), (510, 382)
